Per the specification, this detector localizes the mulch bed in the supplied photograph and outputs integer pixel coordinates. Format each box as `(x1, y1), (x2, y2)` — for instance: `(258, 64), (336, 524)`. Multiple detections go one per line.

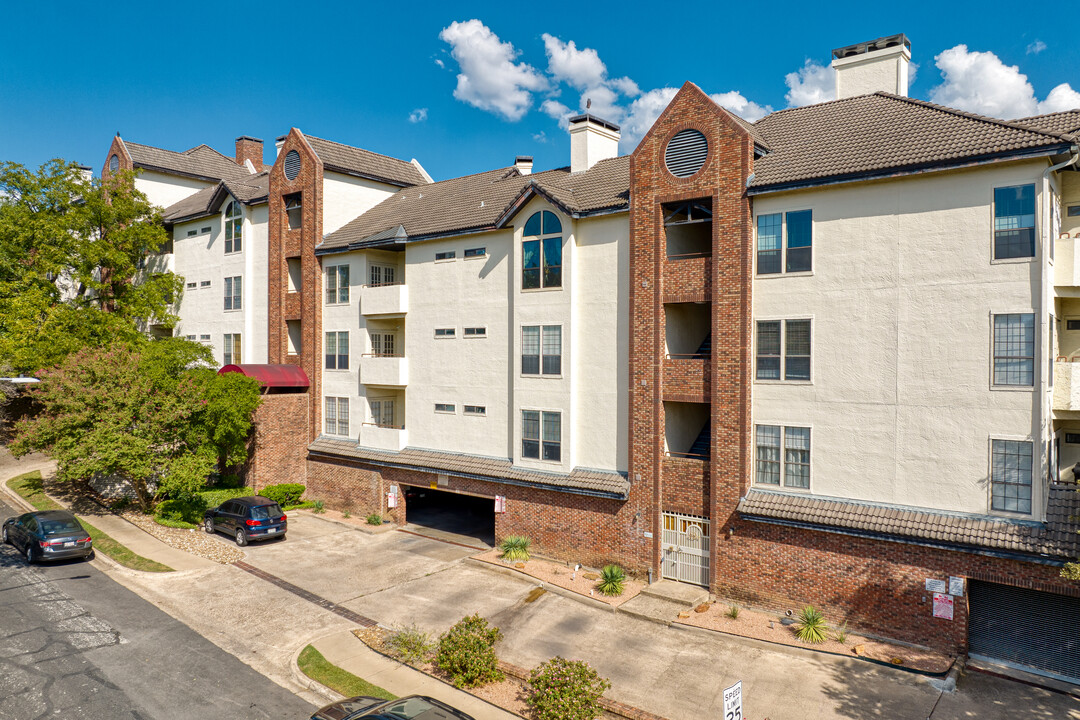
(472, 550), (645, 607)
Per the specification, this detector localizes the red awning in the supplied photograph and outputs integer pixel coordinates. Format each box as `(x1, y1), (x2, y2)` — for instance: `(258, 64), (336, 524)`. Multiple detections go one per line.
(218, 364), (309, 388)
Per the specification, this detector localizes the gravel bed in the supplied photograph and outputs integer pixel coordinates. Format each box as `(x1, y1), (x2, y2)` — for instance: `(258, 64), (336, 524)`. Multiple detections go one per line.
(120, 510), (246, 565)
(473, 550), (645, 607)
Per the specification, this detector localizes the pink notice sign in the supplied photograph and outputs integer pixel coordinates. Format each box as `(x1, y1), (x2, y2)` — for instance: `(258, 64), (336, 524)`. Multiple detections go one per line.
(933, 592), (954, 620)
(494, 495), (506, 513)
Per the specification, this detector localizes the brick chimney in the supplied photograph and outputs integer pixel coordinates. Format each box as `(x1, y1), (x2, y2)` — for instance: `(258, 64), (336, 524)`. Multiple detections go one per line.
(235, 136), (264, 172)
(832, 34), (911, 100)
(569, 114), (620, 174)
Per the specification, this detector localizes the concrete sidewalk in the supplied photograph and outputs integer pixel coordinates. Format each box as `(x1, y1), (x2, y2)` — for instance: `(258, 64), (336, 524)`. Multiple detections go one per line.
(308, 631), (520, 720)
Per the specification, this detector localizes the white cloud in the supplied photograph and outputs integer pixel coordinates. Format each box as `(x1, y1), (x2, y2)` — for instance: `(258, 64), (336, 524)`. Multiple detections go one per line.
(408, 108), (428, 123)
(438, 19), (549, 121)
(710, 91), (772, 122)
(540, 99), (574, 128)
(620, 87), (678, 149)
(1027, 40), (1047, 55)
(928, 44), (1080, 119)
(541, 33), (640, 122)
(785, 60), (834, 107)
(532, 131), (548, 143)
(434, 58), (445, 69)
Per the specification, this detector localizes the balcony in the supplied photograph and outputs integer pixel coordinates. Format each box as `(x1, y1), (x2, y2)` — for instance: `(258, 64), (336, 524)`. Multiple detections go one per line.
(361, 283), (408, 316)
(1054, 361), (1080, 412)
(359, 423), (408, 451)
(361, 354), (408, 386)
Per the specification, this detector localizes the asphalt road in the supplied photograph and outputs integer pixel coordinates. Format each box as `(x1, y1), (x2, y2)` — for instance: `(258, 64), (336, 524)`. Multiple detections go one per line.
(0, 497), (317, 720)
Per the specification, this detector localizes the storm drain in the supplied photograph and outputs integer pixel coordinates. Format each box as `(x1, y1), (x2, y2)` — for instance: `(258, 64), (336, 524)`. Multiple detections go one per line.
(234, 561), (377, 627)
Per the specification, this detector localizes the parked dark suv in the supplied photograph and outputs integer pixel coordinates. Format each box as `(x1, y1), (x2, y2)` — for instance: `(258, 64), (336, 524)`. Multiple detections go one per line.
(2, 510), (94, 563)
(203, 496), (287, 546)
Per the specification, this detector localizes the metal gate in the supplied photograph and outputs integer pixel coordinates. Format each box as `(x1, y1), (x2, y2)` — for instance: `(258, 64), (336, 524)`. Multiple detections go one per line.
(661, 512), (710, 586)
(968, 580), (1080, 684)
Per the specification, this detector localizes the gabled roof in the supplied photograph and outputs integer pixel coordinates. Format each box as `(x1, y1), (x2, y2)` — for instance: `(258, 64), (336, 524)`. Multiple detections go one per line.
(161, 172), (269, 223)
(319, 156), (629, 253)
(1015, 110), (1080, 136)
(750, 92), (1075, 192)
(303, 135), (429, 187)
(122, 140), (251, 183)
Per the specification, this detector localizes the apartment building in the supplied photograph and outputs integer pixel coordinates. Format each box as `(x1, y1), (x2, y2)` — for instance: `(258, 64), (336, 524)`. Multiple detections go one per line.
(103, 33), (1080, 682)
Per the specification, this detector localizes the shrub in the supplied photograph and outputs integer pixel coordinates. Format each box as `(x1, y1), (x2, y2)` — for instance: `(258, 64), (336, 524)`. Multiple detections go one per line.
(218, 473), (244, 488)
(312, 500), (325, 514)
(366, 513), (383, 525)
(343, 509), (351, 519)
(499, 535), (531, 562)
(260, 483), (305, 507)
(596, 565), (625, 596)
(795, 606), (827, 644)
(155, 495), (208, 525)
(527, 656), (611, 720)
(436, 614), (504, 688)
(833, 622), (849, 645)
(388, 625), (434, 664)
(726, 604), (740, 619)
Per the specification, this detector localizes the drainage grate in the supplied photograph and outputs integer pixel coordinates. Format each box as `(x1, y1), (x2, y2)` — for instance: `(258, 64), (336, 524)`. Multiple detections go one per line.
(234, 561), (377, 627)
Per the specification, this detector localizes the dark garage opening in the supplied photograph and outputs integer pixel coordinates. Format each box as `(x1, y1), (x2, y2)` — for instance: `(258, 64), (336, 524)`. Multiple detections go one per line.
(402, 487), (495, 549)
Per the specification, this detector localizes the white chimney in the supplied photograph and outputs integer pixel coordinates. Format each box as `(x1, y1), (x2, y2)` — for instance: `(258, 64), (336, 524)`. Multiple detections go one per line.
(275, 134), (287, 158)
(831, 34), (911, 100)
(76, 164), (93, 183)
(569, 114), (620, 174)
(514, 155), (534, 175)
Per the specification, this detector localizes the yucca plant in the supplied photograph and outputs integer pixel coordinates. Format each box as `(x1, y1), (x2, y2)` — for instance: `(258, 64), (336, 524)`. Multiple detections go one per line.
(795, 605), (827, 644)
(499, 535), (531, 562)
(833, 621), (849, 645)
(597, 565), (626, 596)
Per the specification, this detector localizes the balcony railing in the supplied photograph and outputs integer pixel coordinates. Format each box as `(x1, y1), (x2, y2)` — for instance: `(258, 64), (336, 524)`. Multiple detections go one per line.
(359, 423), (408, 451)
(360, 353), (408, 386)
(1054, 360), (1080, 412)
(360, 282), (408, 316)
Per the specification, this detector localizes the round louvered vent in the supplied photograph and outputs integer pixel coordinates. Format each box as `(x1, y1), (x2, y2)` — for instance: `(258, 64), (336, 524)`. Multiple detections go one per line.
(665, 129), (708, 178)
(283, 149), (301, 181)
(109, 154), (119, 173)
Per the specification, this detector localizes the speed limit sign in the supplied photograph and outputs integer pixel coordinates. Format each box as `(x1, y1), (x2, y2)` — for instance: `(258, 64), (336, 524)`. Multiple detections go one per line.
(723, 681), (742, 720)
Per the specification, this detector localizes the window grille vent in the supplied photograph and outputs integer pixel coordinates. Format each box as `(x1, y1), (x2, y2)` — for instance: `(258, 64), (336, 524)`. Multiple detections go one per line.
(665, 129), (708, 178)
(283, 150), (301, 181)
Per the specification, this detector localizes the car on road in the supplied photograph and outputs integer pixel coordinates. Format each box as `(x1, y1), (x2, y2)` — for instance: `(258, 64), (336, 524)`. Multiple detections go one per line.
(1, 510), (94, 563)
(311, 694), (475, 720)
(203, 495), (287, 547)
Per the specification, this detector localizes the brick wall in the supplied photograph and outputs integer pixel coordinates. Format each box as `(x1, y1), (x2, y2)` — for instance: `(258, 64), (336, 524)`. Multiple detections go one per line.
(235, 136), (264, 171)
(662, 357), (709, 399)
(662, 256), (711, 298)
(102, 136), (132, 177)
(247, 392), (310, 491)
(660, 457), (709, 516)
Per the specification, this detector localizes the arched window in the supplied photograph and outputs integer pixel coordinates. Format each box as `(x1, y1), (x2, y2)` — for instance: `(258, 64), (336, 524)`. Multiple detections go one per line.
(522, 211), (562, 289)
(224, 201), (242, 253)
(108, 154), (119, 173)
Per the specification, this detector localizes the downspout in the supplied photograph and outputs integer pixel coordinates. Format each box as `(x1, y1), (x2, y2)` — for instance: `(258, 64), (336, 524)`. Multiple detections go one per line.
(1040, 145), (1078, 521)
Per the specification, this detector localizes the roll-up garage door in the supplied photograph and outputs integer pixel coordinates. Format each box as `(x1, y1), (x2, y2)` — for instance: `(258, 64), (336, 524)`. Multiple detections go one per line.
(968, 580), (1080, 684)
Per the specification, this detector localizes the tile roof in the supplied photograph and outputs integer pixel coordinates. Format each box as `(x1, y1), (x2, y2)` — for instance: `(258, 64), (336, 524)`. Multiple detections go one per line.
(304, 135), (429, 187)
(1015, 110), (1080, 136)
(319, 156), (629, 252)
(123, 140), (251, 182)
(308, 436), (630, 498)
(161, 172), (269, 222)
(749, 93), (1074, 192)
(737, 486), (1080, 560)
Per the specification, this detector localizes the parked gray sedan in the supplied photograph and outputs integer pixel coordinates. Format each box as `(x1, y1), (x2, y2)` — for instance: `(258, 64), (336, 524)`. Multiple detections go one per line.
(2, 510), (94, 563)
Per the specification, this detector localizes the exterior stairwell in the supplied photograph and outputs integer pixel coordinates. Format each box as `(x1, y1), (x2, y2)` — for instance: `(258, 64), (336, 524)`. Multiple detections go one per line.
(696, 333), (711, 357)
(688, 424), (710, 459)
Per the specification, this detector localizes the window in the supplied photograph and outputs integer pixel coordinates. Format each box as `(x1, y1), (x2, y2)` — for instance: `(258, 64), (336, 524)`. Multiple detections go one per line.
(521, 325), (561, 375)
(663, 199), (712, 257)
(994, 184), (1035, 260)
(435, 251), (456, 261)
(371, 333), (395, 357)
(224, 276), (242, 310)
(464, 327), (486, 337)
(199, 334), (211, 342)
(991, 439), (1032, 513)
(369, 264), (396, 286)
(186, 281), (196, 289)
(435, 327), (455, 338)
(285, 193), (302, 230)
(201, 226), (211, 234)
(224, 201), (242, 253)
(464, 405), (486, 416)
(325, 331), (349, 370)
(465, 247), (486, 258)
(200, 280), (211, 288)
(370, 399), (395, 428)
(756, 320), (811, 381)
(325, 397), (350, 436)
(325, 265), (349, 304)
(522, 410), (561, 461)
(186, 229), (197, 237)
(185, 334), (196, 341)
(522, 211), (562, 289)
(223, 334), (241, 365)
(993, 313), (1035, 386)
(435, 403), (455, 413)
(757, 210), (812, 274)
(755, 425), (811, 489)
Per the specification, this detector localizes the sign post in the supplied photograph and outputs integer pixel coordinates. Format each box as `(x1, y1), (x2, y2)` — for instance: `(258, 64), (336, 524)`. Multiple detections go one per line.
(723, 681), (742, 720)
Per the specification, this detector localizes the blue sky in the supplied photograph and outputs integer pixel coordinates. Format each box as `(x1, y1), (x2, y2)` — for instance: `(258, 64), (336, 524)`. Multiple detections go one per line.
(2, 1), (1079, 182)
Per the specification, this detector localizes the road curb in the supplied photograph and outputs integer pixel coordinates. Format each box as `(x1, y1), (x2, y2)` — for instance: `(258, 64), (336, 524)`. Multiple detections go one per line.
(464, 557), (618, 613)
(289, 635), (345, 704)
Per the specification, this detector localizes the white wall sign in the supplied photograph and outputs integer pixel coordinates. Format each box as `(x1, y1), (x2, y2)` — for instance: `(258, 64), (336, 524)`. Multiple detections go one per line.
(387, 492), (397, 509)
(948, 576), (965, 597)
(723, 681), (742, 720)
(494, 495), (506, 513)
(933, 592), (954, 620)
(925, 578), (947, 594)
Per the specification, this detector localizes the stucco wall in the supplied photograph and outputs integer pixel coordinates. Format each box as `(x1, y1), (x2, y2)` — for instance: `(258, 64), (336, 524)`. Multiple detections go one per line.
(322, 171), (400, 236)
(136, 170), (214, 210)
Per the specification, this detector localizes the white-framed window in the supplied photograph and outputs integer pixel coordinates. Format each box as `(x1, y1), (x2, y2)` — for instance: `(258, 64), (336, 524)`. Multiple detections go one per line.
(201, 225), (211, 234)
(371, 333), (396, 357)
(370, 398), (395, 428)
(325, 397), (350, 436)
(755, 425), (811, 489)
(325, 265), (349, 305)
(185, 334), (196, 341)
(465, 247), (486, 258)
(199, 334), (211, 342)
(224, 276), (241, 311)
(990, 438), (1033, 514)
(435, 250), (456, 261)
(992, 313), (1035, 386)
(224, 201), (242, 254)
(522, 325), (561, 375)
(186, 229), (197, 237)
(186, 281), (196, 290)
(756, 319), (811, 381)
(223, 333), (241, 365)
(200, 280), (211, 288)
(325, 331), (349, 370)
(435, 327), (455, 338)
(369, 264), (396, 286)
(464, 327), (486, 338)
(522, 211), (562, 289)
(756, 210), (812, 275)
(435, 403), (455, 413)
(522, 409), (561, 461)
(464, 405), (486, 416)
(993, 184), (1036, 260)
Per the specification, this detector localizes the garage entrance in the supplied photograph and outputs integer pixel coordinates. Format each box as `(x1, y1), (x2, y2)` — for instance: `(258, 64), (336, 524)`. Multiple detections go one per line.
(401, 486), (495, 549)
(968, 580), (1080, 684)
